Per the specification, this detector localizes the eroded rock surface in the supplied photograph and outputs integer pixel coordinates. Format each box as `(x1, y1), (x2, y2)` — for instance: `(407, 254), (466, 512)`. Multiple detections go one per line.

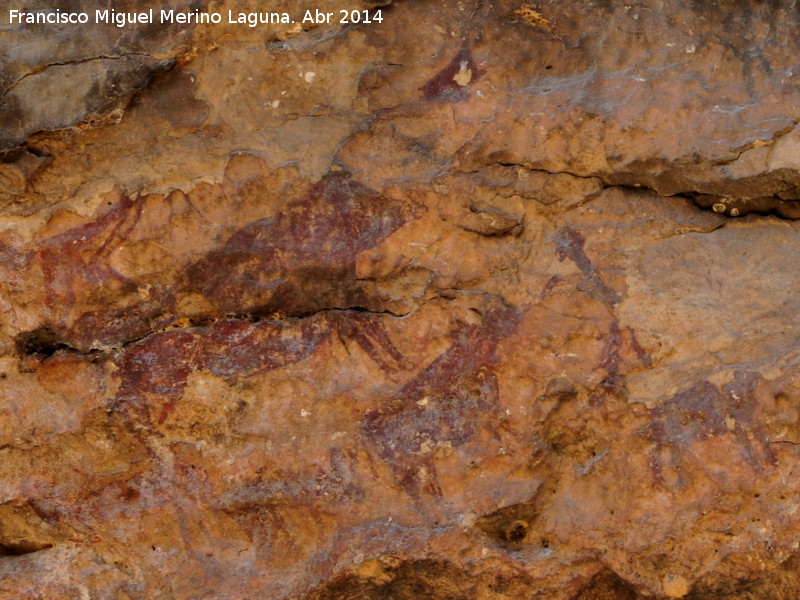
(2, 0), (800, 598)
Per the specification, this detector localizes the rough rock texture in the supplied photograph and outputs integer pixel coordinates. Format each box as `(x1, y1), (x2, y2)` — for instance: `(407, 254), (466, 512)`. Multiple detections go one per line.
(2, 0), (800, 598)
(0, 0), (214, 151)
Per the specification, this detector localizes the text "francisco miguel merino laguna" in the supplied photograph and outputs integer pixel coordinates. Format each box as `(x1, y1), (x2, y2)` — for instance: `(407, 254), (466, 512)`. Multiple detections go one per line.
(7, 8), (362, 28)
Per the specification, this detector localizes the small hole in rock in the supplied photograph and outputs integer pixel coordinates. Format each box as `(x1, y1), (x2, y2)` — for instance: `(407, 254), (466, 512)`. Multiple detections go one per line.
(505, 520), (529, 542)
(14, 327), (69, 358)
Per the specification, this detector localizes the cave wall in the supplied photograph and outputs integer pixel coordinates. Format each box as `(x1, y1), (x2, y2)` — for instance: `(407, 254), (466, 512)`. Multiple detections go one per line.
(2, 1), (800, 598)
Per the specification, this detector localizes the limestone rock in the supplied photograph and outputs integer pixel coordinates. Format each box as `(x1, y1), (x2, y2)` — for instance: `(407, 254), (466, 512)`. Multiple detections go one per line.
(2, 1), (800, 598)
(0, 0), (209, 150)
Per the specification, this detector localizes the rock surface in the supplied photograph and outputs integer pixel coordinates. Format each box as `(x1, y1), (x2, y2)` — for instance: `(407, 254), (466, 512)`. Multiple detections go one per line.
(2, 0), (800, 598)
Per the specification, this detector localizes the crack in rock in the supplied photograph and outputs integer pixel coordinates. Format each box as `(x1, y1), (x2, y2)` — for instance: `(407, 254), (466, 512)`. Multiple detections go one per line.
(0, 54), (173, 152)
